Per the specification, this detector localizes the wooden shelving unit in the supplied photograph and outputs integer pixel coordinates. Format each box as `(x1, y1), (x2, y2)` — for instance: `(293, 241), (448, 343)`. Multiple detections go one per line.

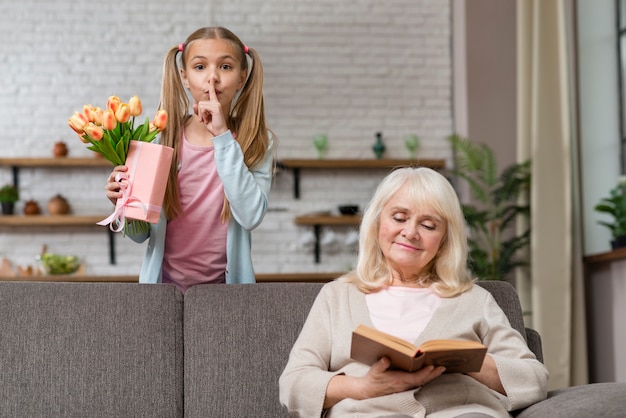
(279, 158), (444, 169)
(0, 272), (342, 283)
(0, 156), (112, 167)
(0, 157), (117, 263)
(278, 158), (445, 198)
(294, 214), (362, 226)
(0, 215), (108, 227)
(0, 157), (112, 188)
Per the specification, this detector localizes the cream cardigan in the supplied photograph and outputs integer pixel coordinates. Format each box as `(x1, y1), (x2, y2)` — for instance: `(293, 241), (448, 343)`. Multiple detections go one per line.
(279, 280), (548, 417)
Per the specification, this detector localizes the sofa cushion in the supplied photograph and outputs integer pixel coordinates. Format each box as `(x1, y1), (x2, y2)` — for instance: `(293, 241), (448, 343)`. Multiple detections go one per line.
(515, 382), (626, 417)
(183, 282), (324, 418)
(0, 282), (184, 418)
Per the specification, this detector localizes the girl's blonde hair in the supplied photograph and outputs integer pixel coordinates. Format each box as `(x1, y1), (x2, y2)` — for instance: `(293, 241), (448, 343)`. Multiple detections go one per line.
(342, 167), (474, 297)
(159, 27), (272, 220)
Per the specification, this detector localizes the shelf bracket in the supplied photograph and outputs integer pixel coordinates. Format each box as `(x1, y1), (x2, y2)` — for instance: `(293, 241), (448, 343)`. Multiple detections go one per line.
(313, 224), (321, 263)
(293, 168), (301, 199)
(11, 166), (19, 189)
(108, 229), (116, 265)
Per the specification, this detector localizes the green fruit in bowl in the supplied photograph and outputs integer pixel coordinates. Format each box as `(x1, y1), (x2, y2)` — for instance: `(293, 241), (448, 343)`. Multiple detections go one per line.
(38, 253), (82, 275)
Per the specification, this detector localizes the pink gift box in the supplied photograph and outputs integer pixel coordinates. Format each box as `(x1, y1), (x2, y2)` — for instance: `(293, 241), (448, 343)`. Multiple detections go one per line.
(115, 141), (174, 224)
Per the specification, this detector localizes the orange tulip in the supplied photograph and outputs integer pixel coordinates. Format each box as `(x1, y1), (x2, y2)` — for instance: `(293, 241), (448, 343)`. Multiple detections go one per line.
(84, 122), (104, 141)
(92, 107), (104, 125)
(68, 111), (89, 134)
(152, 110), (168, 131)
(115, 103), (131, 123)
(102, 109), (117, 130)
(106, 95), (121, 113)
(83, 105), (103, 125)
(77, 132), (90, 144)
(128, 95), (142, 117)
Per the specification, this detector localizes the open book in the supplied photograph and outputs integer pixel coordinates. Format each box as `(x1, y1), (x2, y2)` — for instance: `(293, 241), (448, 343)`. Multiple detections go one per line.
(350, 324), (487, 373)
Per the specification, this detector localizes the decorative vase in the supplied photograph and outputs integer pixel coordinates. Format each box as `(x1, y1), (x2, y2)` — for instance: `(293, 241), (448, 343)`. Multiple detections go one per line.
(23, 200), (41, 216)
(48, 194), (71, 215)
(404, 135), (419, 159)
(1, 202), (15, 215)
(611, 234), (626, 249)
(313, 134), (328, 159)
(52, 141), (68, 158)
(372, 132), (385, 159)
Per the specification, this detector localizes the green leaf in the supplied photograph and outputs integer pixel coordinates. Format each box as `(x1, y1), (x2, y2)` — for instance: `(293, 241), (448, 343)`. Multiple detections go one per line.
(447, 135), (532, 281)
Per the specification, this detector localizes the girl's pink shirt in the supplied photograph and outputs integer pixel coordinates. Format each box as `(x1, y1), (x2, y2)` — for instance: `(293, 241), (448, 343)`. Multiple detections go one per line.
(365, 286), (442, 343)
(162, 133), (228, 291)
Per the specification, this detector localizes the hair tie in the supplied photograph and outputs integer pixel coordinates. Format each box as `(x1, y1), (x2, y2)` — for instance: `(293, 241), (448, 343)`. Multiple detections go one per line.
(243, 45), (249, 54)
(178, 43), (184, 52)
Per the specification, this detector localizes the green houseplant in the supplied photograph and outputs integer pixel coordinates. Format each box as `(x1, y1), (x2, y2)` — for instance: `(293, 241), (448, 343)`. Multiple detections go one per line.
(594, 177), (626, 249)
(447, 135), (532, 280)
(0, 184), (19, 215)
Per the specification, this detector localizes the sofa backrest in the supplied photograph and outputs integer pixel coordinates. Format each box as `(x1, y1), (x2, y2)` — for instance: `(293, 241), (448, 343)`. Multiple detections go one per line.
(476, 280), (543, 362)
(183, 280), (539, 418)
(183, 282), (323, 418)
(0, 279), (539, 418)
(0, 282), (184, 418)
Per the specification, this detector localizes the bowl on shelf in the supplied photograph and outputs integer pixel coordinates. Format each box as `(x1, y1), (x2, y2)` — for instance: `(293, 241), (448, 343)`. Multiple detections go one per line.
(338, 205), (359, 215)
(36, 253), (82, 276)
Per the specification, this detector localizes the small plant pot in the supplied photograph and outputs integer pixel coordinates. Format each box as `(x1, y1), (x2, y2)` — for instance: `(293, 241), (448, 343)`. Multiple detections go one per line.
(1, 202), (15, 215)
(611, 235), (626, 249)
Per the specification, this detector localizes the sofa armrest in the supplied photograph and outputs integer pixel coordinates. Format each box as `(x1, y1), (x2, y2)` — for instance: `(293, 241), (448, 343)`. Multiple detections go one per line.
(525, 327), (543, 363)
(515, 382), (626, 418)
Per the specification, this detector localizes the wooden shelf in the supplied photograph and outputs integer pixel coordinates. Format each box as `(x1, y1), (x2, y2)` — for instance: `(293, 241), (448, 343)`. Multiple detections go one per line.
(0, 157), (112, 168)
(279, 158), (444, 170)
(0, 272), (343, 283)
(584, 247), (626, 264)
(0, 215), (108, 227)
(0, 275), (138, 283)
(1, 157), (118, 265)
(256, 272), (342, 282)
(295, 214), (361, 226)
(278, 158), (445, 198)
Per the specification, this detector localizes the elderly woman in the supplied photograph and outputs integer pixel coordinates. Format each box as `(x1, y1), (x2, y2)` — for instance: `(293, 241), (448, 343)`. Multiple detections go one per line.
(279, 167), (548, 417)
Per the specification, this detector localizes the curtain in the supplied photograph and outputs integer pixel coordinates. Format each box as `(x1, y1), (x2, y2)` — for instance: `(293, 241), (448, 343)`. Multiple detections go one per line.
(516, 0), (588, 389)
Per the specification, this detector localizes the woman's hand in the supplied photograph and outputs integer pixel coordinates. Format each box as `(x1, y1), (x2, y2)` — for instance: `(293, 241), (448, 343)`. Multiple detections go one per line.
(466, 354), (506, 395)
(324, 357), (445, 409)
(105, 165), (128, 205)
(193, 79), (228, 137)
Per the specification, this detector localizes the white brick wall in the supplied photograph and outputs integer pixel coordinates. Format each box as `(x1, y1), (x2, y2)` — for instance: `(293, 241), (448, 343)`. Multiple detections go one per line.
(0, 0), (453, 276)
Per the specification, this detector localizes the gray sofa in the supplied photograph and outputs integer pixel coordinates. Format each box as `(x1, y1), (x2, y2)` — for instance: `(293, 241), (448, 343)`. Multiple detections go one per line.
(1, 280), (624, 417)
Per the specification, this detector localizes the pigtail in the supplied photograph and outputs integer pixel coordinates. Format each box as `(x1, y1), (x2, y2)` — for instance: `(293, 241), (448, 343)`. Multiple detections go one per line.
(159, 45), (189, 219)
(229, 46), (270, 170)
(222, 46), (273, 221)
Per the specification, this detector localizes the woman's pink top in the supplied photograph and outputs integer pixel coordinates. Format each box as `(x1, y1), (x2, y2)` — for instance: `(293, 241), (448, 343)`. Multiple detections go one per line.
(365, 286), (442, 343)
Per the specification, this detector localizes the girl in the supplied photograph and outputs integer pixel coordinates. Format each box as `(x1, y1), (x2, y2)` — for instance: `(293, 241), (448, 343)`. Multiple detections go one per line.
(105, 27), (276, 291)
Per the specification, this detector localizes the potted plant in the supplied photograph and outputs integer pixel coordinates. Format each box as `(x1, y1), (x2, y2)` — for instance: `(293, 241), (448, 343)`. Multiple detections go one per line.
(594, 177), (626, 249)
(447, 135), (532, 281)
(0, 184), (19, 215)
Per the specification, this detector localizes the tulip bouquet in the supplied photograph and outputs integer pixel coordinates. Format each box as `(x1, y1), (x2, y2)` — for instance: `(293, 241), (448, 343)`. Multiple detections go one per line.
(68, 96), (171, 236)
(68, 95), (167, 165)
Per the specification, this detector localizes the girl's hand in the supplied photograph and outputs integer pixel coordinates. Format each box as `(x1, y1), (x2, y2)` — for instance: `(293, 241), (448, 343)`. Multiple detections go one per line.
(105, 165), (128, 205)
(193, 79), (228, 137)
(324, 357), (445, 409)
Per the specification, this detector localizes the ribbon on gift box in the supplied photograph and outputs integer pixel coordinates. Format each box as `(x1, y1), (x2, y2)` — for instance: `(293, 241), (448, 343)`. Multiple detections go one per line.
(97, 143), (162, 232)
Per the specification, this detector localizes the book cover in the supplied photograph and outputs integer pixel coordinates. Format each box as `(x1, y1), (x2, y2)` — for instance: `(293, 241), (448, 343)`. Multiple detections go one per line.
(350, 324), (487, 373)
